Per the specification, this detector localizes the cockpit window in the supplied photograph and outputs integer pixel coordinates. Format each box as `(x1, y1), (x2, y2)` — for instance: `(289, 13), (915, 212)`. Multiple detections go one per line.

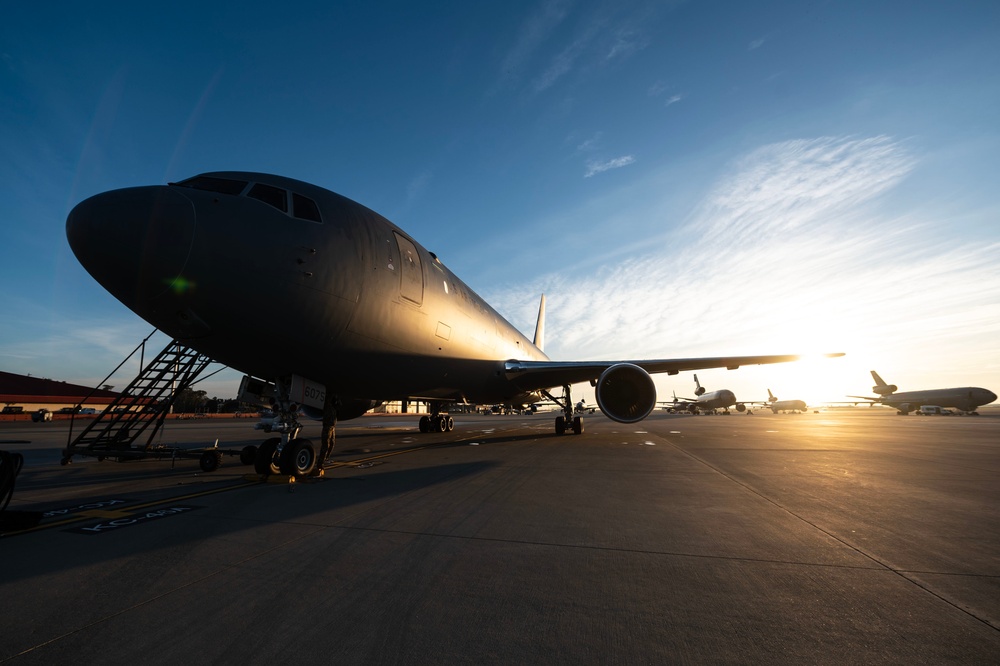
(292, 193), (322, 222)
(173, 176), (248, 196)
(247, 183), (288, 213)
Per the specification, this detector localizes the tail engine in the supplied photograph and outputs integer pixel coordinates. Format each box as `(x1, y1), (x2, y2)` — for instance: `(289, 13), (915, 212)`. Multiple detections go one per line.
(595, 363), (657, 424)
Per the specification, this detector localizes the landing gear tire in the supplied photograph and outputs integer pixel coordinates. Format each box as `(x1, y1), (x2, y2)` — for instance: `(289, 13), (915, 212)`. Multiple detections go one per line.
(572, 416), (584, 435)
(555, 416), (566, 435)
(254, 437), (281, 476)
(445, 416), (454, 432)
(240, 445), (258, 466)
(199, 450), (223, 473)
(280, 439), (317, 476)
(419, 416), (430, 433)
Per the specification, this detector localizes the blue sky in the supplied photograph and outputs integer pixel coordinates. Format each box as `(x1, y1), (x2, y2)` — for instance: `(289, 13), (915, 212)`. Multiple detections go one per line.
(2, 0), (998, 406)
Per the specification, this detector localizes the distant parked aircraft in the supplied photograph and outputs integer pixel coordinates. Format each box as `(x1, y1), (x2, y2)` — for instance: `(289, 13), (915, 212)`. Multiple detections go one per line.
(848, 371), (997, 415)
(764, 389), (808, 414)
(672, 375), (748, 414)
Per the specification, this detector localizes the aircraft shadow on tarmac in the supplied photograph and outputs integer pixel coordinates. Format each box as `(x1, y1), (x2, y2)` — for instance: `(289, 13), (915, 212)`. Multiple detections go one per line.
(3, 459), (501, 581)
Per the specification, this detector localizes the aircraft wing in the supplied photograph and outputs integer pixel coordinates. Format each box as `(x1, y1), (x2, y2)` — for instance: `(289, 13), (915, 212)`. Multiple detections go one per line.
(504, 354), (843, 392)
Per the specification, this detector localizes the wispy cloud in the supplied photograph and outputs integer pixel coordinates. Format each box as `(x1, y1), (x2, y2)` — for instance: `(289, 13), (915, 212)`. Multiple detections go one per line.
(606, 29), (648, 61)
(484, 136), (1000, 398)
(493, 0), (572, 95)
(584, 155), (635, 177)
(406, 169), (432, 203)
(749, 37), (765, 50)
(647, 80), (685, 107)
(647, 80), (670, 97)
(575, 131), (603, 152)
(531, 20), (602, 93)
(496, 3), (656, 97)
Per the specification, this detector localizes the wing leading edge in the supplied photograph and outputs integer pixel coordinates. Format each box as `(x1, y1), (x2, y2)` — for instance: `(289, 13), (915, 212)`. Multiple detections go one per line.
(504, 353), (844, 393)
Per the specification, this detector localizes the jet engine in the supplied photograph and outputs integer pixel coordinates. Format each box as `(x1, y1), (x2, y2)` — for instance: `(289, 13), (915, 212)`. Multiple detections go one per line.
(735, 403), (746, 412)
(595, 363), (657, 424)
(873, 384), (898, 395)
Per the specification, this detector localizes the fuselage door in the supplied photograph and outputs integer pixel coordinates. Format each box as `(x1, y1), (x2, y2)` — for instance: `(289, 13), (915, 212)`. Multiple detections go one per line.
(394, 232), (423, 305)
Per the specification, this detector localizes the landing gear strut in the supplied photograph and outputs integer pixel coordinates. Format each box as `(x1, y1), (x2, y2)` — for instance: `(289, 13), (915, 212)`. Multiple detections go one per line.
(543, 385), (584, 435)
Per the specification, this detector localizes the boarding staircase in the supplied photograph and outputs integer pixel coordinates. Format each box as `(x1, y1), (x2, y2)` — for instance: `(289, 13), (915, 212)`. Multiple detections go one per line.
(63, 339), (213, 463)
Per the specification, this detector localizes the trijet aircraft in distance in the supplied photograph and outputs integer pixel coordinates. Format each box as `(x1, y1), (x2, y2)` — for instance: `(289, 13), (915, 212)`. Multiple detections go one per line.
(849, 371), (996, 416)
(764, 389), (809, 414)
(668, 374), (749, 415)
(66, 172), (842, 476)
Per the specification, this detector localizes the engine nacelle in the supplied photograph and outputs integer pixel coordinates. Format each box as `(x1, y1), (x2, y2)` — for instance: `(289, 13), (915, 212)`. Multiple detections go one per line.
(595, 363), (657, 424)
(694, 386), (706, 396)
(735, 403), (746, 412)
(874, 384), (898, 395)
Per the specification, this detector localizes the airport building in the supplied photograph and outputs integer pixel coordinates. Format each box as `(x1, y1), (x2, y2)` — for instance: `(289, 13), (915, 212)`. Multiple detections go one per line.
(0, 370), (119, 419)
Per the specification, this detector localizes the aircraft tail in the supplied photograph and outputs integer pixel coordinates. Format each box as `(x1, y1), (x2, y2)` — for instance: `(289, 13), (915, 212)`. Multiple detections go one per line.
(767, 388), (776, 402)
(870, 370), (898, 396)
(693, 374), (705, 396)
(532, 294), (546, 352)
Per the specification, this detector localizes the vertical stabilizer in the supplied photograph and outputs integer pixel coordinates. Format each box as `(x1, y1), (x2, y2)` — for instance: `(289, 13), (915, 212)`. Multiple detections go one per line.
(693, 374), (706, 396)
(870, 370), (898, 395)
(767, 389), (776, 402)
(532, 294), (546, 352)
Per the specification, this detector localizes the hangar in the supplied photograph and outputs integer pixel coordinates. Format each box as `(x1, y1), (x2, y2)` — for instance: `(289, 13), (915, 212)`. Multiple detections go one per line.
(0, 371), (119, 420)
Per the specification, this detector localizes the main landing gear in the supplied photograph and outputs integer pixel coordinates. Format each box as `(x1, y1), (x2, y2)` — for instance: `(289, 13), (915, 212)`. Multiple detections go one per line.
(544, 385), (584, 435)
(419, 402), (454, 433)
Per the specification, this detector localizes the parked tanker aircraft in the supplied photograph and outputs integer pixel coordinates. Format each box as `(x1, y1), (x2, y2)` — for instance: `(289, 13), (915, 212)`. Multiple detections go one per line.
(765, 389), (809, 414)
(66, 172), (842, 476)
(849, 371), (996, 416)
(670, 374), (748, 414)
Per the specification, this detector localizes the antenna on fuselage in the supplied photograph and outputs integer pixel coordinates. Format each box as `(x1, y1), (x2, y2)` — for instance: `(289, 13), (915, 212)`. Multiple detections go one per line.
(533, 294), (546, 352)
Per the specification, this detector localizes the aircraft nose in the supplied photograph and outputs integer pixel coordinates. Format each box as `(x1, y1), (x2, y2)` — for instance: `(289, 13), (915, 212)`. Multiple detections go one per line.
(67, 186), (196, 305)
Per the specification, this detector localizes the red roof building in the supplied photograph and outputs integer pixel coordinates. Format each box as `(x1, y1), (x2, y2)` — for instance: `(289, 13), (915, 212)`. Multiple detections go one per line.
(0, 370), (121, 418)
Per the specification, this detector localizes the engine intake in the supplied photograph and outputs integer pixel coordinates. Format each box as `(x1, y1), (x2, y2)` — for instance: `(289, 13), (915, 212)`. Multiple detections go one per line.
(595, 363), (657, 424)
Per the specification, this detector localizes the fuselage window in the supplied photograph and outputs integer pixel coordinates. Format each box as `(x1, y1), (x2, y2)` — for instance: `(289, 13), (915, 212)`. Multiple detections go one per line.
(247, 183), (288, 213)
(292, 193), (322, 222)
(173, 176), (248, 196)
